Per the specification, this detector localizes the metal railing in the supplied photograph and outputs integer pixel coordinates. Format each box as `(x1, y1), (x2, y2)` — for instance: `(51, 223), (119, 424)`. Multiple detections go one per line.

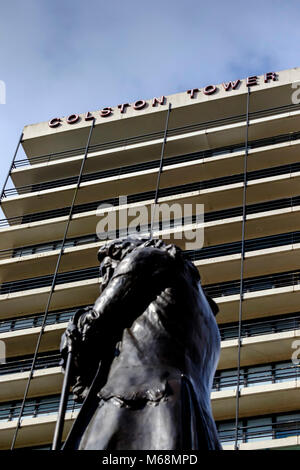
(11, 102), (300, 169)
(1, 172), (300, 227)
(218, 416), (300, 444)
(0, 306), (85, 333)
(213, 363), (300, 391)
(186, 230), (300, 262)
(0, 251), (299, 296)
(0, 394), (80, 422)
(0, 352), (61, 376)
(0, 219), (299, 262)
(204, 269), (300, 299)
(1, 307), (299, 340)
(0, 266), (100, 295)
(218, 313), (300, 340)
(1, 234), (99, 260)
(4, 137), (300, 198)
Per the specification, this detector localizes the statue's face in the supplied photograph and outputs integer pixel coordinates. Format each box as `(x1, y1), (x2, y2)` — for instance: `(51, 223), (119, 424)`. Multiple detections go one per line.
(100, 255), (120, 292)
(98, 238), (145, 292)
(98, 237), (163, 293)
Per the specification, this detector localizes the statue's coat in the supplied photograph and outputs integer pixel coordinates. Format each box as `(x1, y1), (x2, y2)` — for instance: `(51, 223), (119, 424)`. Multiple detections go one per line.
(62, 241), (222, 450)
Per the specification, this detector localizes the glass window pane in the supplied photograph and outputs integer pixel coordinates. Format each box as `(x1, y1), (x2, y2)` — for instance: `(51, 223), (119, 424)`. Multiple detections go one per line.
(275, 414), (300, 440)
(247, 365), (272, 387)
(76, 236), (96, 245)
(219, 369), (241, 390)
(17, 247), (34, 257)
(246, 416), (272, 442)
(274, 362), (296, 383)
(220, 326), (238, 340)
(35, 244), (54, 253)
(218, 420), (243, 446)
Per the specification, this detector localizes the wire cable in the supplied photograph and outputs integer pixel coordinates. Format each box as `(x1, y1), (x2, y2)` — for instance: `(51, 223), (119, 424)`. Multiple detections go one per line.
(234, 87), (251, 450)
(10, 120), (95, 450)
(0, 133), (23, 201)
(150, 103), (172, 238)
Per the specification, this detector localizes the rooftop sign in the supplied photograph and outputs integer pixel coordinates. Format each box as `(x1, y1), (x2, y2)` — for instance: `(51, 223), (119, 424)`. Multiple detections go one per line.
(48, 72), (278, 129)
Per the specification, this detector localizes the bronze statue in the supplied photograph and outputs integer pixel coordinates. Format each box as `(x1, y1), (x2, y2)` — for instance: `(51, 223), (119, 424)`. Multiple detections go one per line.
(60, 237), (222, 450)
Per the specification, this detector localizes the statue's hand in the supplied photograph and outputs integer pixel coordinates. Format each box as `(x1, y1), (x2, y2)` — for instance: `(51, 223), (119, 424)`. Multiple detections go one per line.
(59, 320), (81, 372)
(59, 307), (101, 402)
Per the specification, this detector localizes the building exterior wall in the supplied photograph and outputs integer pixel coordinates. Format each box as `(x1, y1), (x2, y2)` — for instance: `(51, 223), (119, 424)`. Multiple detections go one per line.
(0, 67), (300, 449)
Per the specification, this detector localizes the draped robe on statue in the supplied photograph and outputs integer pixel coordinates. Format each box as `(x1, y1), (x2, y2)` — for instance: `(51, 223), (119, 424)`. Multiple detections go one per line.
(61, 238), (222, 450)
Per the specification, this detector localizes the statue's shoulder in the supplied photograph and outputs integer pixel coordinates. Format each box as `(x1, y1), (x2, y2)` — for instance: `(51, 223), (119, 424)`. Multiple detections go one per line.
(115, 245), (179, 275)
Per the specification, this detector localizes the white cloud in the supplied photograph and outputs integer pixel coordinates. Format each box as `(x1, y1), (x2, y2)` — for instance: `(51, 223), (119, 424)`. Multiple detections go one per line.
(0, 0), (299, 203)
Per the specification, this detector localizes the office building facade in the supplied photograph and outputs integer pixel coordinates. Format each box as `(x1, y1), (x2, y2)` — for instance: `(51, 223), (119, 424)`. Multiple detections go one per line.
(0, 67), (300, 449)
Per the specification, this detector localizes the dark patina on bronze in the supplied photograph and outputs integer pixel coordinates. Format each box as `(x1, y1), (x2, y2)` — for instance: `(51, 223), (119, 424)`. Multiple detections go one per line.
(60, 237), (222, 450)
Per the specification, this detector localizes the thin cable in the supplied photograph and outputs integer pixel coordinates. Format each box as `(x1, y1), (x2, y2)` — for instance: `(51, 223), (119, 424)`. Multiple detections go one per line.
(10, 120), (95, 450)
(234, 87), (250, 450)
(0, 133), (23, 201)
(150, 103), (172, 238)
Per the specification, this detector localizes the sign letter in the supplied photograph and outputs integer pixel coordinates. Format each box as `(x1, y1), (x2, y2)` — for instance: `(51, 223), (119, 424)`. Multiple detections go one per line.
(187, 89), (200, 99)
(118, 103), (130, 114)
(48, 117), (61, 128)
(133, 100), (146, 110)
(203, 85), (217, 95)
(100, 107), (112, 117)
(246, 76), (258, 86)
(152, 96), (165, 107)
(85, 112), (94, 121)
(222, 80), (240, 91)
(264, 72), (277, 83)
(66, 114), (79, 124)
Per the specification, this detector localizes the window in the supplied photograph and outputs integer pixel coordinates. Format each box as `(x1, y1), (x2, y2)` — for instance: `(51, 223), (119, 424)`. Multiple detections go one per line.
(275, 413), (300, 439)
(274, 362), (296, 383)
(12, 246), (34, 258)
(245, 416), (272, 442)
(247, 365), (272, 387)
(217, 420), (243, 446)
(34, 243), (55, 254)
(218, 369), (244, 391)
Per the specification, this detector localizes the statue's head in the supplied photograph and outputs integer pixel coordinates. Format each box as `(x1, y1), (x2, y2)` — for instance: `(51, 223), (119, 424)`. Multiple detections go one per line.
(97, 236), (184, 292)
(97, 236), (218, 315)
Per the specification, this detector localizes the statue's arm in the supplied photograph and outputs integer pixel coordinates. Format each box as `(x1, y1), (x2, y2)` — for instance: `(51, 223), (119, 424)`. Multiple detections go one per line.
(78, 246), (178, 341)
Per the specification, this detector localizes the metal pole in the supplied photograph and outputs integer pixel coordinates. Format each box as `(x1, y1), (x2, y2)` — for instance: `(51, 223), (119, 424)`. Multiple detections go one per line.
(0, 132), (23, 201)
(10, 120), (95, 450)
(234, 86), (250, 450)
(52, 349), (73, 450)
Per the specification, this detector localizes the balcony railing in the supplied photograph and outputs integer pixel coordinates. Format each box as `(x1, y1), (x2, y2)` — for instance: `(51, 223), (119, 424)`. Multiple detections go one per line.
(204, 269), (300, 299)
(0, 306), (84, 333)
(0, 265), (100, 295)
(3, 234), (99, 260)
(218, 416), (300, 444)
(186, 230), (300, 262)
(1, 305), (299, 340)
(11, 102), (300, 169)
(219, 312), (300, 340)
(0, 352), (61, 376)
(0, 171), (299, 226)
(0, 217), (298, 262)
(3, 140), (300, 199)
(213, 362), (300, 391)
(0, 248), (299, 296)
(0, 226), (297, 263)
(0, 394), (80, 422)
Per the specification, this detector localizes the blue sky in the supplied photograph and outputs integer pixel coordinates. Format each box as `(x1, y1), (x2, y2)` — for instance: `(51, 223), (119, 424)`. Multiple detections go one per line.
(0, 0), (300, 200)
